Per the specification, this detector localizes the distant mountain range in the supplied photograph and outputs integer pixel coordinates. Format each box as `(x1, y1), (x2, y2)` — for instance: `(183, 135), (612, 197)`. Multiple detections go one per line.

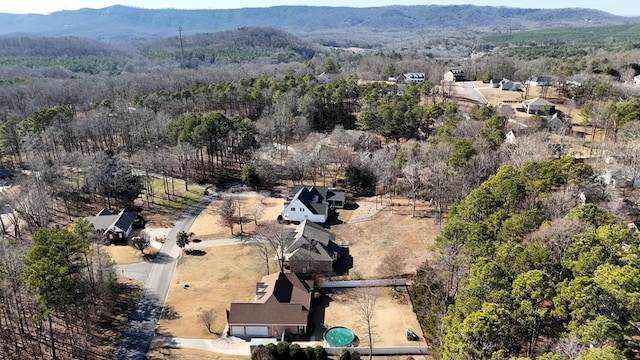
(0, 5), (638, 40)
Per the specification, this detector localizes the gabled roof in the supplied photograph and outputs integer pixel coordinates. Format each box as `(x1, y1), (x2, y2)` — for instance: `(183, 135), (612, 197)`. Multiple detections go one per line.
(288, 186), (345, 216)
(285, 220), (339, 262)
(228, 271), (312, 326)
(401, 73), (425, 80)
(85, 209), (137, 235)
(228, 303), (308, 325)
(296, 220), (335, 246)
(294, 186), (326, 215)
(255, 271), (311, 305)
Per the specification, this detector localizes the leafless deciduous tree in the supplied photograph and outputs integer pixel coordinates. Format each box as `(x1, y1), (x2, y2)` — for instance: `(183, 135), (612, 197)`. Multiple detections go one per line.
(552, 336), (585, 360)
(11, 183), (53, 233)
(401, 160), (426, 218)
(197, 308), (217, 334)
(352, 288), (378, 360)
(539, 186), (581, 220)
(371, 147), (396, 209)
(612, 121), (640, 187)
(525, 218), (589, 275)
(218, 196), (238, 236)
(130, 234), (150, 256)
(245, 221), (293, 275)
(501, 132), (554, 168)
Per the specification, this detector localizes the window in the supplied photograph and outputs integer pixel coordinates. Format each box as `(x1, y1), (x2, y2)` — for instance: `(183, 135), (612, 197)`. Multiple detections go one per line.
(291, 208), (296, 212)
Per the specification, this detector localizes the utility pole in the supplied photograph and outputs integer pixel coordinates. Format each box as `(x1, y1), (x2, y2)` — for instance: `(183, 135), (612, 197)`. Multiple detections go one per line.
(178, 26), (185, 66)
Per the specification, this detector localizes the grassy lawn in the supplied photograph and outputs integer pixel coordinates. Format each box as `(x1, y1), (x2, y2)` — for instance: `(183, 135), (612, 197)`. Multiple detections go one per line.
(139, 180), (205, 227)
(147, 180), (205, 211)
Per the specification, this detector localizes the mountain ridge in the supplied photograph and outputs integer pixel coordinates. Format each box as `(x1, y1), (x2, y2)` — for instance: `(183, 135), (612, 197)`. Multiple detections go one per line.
(0, 5), (637, 40)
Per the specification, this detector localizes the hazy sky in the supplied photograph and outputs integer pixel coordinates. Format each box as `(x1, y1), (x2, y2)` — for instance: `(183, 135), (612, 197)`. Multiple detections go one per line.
(0, 0), (635, 16)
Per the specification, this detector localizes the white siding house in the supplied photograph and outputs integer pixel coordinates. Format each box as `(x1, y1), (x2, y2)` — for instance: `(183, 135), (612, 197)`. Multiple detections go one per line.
(280, 197), (328, 223)
(278, 186), (345, 224)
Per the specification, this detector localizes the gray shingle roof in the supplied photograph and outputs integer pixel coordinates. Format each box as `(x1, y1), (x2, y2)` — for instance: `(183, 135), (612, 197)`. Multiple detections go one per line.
(85, 208), (137, 235)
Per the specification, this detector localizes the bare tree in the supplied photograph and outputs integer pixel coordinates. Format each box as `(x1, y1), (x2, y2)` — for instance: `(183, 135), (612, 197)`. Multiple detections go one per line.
(197, 308), (216, 334)
(218, 196), (237, 236)
(321, 145), (354, 188)
(501, 132), (554, 168)
(244, 232), (272, 275)
(250, 202), (265, 226)
(11, 183), (53, 233)
(539, 186), (581, 220)
(352, 288), (378, 360)
(371, 147), (397, 209)
(612, 121), (640, 187)
(130, 234), (150, 256)
(249, 222), (293, 274)
(553, 336), (585, 360)
(525, 217), (588, 274)
(401, 160), (426, 218)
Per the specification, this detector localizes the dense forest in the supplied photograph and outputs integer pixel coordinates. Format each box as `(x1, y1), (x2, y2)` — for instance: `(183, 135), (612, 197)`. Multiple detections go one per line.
(1, 6), (640, 359)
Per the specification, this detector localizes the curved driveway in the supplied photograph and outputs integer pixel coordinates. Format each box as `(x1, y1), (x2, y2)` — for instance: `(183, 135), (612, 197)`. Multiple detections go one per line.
(457, 82), (488, 105)
(112, 194), (214, 360)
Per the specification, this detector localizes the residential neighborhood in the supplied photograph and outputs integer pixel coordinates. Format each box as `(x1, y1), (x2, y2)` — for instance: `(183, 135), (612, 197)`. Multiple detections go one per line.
(2, 3), (640, 360)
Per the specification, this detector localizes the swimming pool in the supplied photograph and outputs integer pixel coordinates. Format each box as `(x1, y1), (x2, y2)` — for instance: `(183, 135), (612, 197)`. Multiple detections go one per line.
(323, 326), (355, 347)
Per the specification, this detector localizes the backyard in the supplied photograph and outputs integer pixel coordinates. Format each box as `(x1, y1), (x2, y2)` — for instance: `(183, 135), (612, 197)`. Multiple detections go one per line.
(154, 192), (438, 354)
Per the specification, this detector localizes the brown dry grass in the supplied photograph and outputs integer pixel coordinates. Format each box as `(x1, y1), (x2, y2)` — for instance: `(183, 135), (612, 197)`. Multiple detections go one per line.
(333, 198), (439, 279)
(159, 244), (266, 338)
(323, 287), (426, 347)
(148, 347), (248, 360)
(160, 193), (440, 353)
(102, 244), (160, 265)
(189, 195), (284, 239)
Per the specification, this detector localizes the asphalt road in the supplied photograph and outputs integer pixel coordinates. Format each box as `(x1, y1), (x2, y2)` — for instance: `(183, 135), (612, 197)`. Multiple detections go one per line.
(112, 194), (214, 360)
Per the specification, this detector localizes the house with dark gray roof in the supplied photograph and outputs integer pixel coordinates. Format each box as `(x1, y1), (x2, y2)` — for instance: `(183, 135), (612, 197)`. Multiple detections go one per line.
(444, 69), (465, 82)
(398, 72), (426, 83)
(227, 271), (313, 339)
(85, 208), (138, 243)
(282, 219), (341, 274)
(278, 186), (345, 224)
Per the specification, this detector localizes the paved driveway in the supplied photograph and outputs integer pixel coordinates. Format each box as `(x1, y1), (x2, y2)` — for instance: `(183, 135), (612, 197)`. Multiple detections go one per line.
(112, 194), (214, 360)
(457, 82), (488, 104)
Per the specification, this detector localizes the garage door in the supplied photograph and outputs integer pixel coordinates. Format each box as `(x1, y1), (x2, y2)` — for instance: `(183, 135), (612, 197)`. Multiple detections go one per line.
(245, 326), (269, 337)
(230, 326), (245, 337)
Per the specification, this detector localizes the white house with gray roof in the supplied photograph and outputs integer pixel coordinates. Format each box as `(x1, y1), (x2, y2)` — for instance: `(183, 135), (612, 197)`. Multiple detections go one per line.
(278, 186), (345, 224)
